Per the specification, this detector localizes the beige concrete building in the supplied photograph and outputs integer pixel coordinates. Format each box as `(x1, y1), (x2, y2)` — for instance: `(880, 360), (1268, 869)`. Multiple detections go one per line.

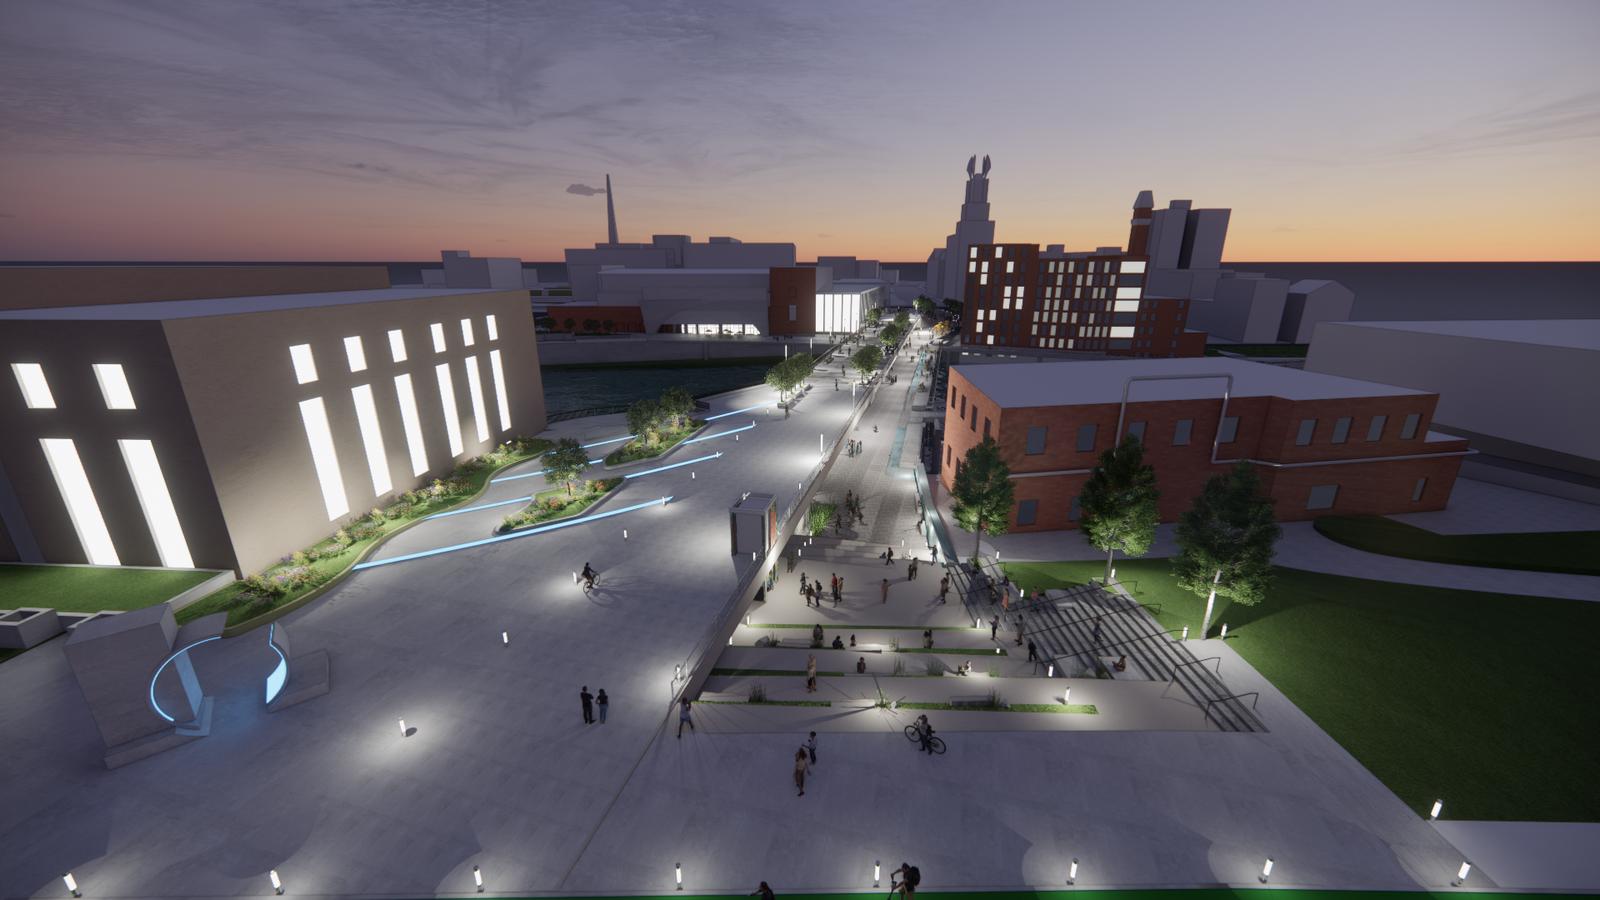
(1, 284), (545, 575)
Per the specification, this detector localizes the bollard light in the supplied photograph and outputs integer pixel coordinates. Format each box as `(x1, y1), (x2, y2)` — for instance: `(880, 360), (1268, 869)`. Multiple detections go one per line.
(692, 471), (696, 479)
(1068, 858), (1078, 885)
(676, 862), (683, 890)
(63, 873), (81, 898)
(474, 864), (484, 893)
(270, 869), (284, 895)
(1430, 799), (1443, 820)
(874, 860), (881, 887)
(728, 636), (733, 646)
(501, 631), (509, 645)
(1453, 862), (1471, 886)
(1063, 686), (1071, 704)
(735, 434), (739, 441)
(623, 529), (628, 540)
(752, 551), (757, 561)
(572, 571), (578, 584)
(398, 717), (407, 736)
(1259, 858), (1274, 883)
(1110, 567), (1116, 580)
(995, 647), (1000, 654)
(1220, 623), (1229, 639)
(745, 613), (751, 625)
(1047, 664), (1055, 678)
(798, 482), (802, 490)
(1181, 626), (1189, 640)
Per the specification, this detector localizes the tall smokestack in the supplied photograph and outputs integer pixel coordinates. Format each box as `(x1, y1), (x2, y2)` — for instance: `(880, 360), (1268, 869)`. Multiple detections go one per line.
(1128, 189), (1154, 257)
(605, 173), (619, 244)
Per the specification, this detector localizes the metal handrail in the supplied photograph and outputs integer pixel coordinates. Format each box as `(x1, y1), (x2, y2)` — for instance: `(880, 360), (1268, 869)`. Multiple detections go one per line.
(1165, 656), (1222, 694)
(1202, 691), (1261, 728)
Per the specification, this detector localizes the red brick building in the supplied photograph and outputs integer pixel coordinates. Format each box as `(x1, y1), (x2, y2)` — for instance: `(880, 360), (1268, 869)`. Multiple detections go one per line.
(940, 358), (1471, 532)
(959, 192), (1207, 358)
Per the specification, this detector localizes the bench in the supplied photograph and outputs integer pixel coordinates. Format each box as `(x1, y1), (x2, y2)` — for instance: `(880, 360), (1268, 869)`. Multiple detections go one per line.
(697, 691), (747, 704)
(777, 637), (816, 649)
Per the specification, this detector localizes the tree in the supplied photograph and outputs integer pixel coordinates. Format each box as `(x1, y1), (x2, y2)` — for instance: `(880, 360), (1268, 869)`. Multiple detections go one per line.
(865, 307), (882, 327)
(893, 310), (910, 329)
(879, 322), (904, 348)
(582, 318), (600, 334)
(659, 386), (694, 431)
(602, 319), (615, 333)
(1078, 434), (1161, 582)
(1172, 461), (1282, 639)
(941, 298), (962, 318)
(626, 398), (662, 447)
(765, 354), (812, 417)
(951, 438), (1015, 561)
(543, 438), (590, 497)
(850, 345), (882, 380)
(913, 296), (934, 317)
(562, 317), (576, 332)
(535, 315), (555, 331)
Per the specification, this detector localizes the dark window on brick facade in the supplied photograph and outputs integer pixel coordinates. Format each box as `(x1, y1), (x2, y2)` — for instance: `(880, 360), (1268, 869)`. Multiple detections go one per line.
(1017, 499), (1038, 526)
(1026, 426), (1047, 455)
(1173, 419), (1193, 446)
(1366, 415), (1386, 441)
(1217, 416), (1238, 443)
(1331, 417), (1351, 444)
(1076, 423), (1097, 452)
(1401, 412), (1421, 440)
(1307, 484), (1339, 510)
(1296, 419), (1317, 446)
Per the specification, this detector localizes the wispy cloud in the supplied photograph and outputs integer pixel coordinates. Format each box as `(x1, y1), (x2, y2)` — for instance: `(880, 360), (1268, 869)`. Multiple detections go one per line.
(567, 183), (607, 196)
(1391, 90), (1600, 159)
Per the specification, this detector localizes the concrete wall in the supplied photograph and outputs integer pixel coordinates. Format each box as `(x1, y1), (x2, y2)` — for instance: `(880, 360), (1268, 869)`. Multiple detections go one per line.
(162, 290), (544, 574)
(0, 266), (390, 311)
(597, 270), (772, 333)
(1306, 322), (1600, 473)
(0, 321), (238, 569)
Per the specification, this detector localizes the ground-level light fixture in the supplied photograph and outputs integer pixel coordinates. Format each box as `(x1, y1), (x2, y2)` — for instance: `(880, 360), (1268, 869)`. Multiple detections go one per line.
(474, 865), (484, 893)
(62, 873), (81, 898)
(1068, 858), (1078, 885)
(1047, 664), (1055, 677)
(874, 861), (881, 887)
(572, 571), (578, 584)
(994, 647), (1000, 654)
(1220, 623), (1229, 639)
(398, 718), (409, 737)
(270, 869), (284, 895)
(1259, 858), (1274, 883)
(623, 529), (628, 540)
(1181, 626), (1190, 640)
(1453, 862), (1471, 886)
(501, 631), (509, 645)
(1430, 799), (1443, 820)
(675, 862), (683, 890)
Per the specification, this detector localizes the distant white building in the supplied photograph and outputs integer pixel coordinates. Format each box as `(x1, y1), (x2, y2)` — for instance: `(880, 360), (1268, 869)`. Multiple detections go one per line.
(423, 251), (540, 291)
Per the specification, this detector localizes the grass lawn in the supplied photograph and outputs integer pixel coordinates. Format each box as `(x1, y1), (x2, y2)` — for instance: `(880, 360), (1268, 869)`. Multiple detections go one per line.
(605, 419), (705, 466)
(1003, 557), (1600, 823)
(177, 439), (551, 629)
(0, 564), (215, 613)
(1314, 515), (1600, 576)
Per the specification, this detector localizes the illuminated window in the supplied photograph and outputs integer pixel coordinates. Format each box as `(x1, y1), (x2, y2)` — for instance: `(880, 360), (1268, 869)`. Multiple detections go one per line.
(461, 318), (475, 347)
(92, 364), (136, 409)
(298, 397), (349, 520)
(344, 336), (367, 372)
(995, 247), (1003, 258)
(11, 363), (56, 408)
(968, 262), (976, 273)
(1116, 287), (1141, 300)
(1109, 325), (1135, 339)
(1114, 300), (1141, 313)
(436, 363), (464, 456)
(350, 384), (392, 496)
(40, 438), (120, 565)
(981, 261), (989, 273)
(431, 323), (447, 353)
(393, 373), (429, 476)
(986, 335), (994, 345)
(976, 321), (984, 333)
(969, 246), (978, 258)
(1006, 261), (1015, 274)
(117, 439), (193, 568)
(979, 274), (988, 285)
(486, 315), (499, 341)
(1123, 260), (1147, 274)
(489, 349), (512, 431)
(464, 355), (489, 442)
(289, 344), (318, 385)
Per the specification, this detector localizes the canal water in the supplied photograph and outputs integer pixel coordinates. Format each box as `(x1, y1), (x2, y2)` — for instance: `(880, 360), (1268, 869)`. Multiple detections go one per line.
(539, 363), (774, 418)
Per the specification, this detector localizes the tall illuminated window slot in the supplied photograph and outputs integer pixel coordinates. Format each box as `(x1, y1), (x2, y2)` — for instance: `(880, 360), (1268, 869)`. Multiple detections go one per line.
(117, 439), (193, 568)
(12, 362), (57, 408)
(297, 397), (349, 520)
(350, 384), (392, 496)
(393, 373), (429, 476)
(39, 438), (120, 565)
(489, 350), (512, 432)
(464, 356), (489, 442)
(435, 363), (464, 457)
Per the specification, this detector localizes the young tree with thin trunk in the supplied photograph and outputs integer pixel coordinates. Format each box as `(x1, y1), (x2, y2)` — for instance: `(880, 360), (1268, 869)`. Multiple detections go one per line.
(1172, 461), (1281, 639)
(850, 345), (882, 381)
(543, 438), (590, 497)
(951, 437), (1015, 562)
(1078, 434), (1161, 582)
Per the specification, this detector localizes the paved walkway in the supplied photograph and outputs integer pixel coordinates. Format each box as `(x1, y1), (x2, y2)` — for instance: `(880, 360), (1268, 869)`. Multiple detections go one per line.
(1389, 476), (1600, 533)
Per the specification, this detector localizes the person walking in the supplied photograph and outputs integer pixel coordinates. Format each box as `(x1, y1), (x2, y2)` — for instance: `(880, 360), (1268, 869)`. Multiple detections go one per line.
(836, 576), (845, 606)
(794, 747), (810, 796)
(856, 656), (867, 674)
(884, 545), (894, 566)
(805, 731), (818, 767)
(677, 698), (694, 738)
(806, 654), (818, 692)
(596, 689), (609, 723)
(1015, 615), (1026, 647)
(990, 615), (999, 641)
(580, 686), (595, 724)
(1092, 620), (1104, 646)
(799, 572), (809, 597)
(1027, 641), (1038, 663)
(881, 578), (890, 604)
(907, 559), (915, 581)
(939, 575), (950, 605)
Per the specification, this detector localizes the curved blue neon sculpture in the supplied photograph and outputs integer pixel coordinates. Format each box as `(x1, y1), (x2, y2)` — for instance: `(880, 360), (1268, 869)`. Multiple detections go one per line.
(147, 635), (221, 723)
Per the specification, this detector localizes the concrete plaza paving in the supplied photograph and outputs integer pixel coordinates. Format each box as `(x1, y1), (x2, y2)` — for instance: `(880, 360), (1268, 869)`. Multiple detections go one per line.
(0, 330), (1526, 896)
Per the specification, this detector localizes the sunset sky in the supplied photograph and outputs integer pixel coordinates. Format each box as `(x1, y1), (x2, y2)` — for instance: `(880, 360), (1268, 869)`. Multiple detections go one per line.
(0, 0), (1596, 263)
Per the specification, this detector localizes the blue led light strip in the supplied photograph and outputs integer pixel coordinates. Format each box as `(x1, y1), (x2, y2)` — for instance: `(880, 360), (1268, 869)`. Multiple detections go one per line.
(622, 451), (721, 479)
(490, 457), (606, 484)
(705, 402), (772, 421)
(265, 622), (288, 705)
(148, 635), (222, 723)
(352, 495), (673, 570)
(681, 423), (755, 445)
(424, 493), (533, 520)
(581, 434), (636, 449)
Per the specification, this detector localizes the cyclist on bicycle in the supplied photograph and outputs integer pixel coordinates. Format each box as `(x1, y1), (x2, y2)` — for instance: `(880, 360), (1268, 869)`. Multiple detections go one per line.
(581, 562), (597, 590)
(915, 715), (935, 755)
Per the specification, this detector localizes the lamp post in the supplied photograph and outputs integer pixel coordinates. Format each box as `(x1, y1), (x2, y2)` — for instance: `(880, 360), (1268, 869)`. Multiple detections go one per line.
(1067, 858), (1078, 885)
(62, 874), (82, 898)
(874, 861), (881, 888)
(474, 865), (484, 893)
(269, 869), (284, 895)
(675, 862), (683, 891)
(1259, 858), (1274, 884)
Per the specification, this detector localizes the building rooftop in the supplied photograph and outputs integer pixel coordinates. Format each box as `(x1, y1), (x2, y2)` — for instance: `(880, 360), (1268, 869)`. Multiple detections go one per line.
(598, 268), (772, 275)
(954, 357), (1424, 408)
(1322, 319), (1600, 351)
(0, 287), (508, 321)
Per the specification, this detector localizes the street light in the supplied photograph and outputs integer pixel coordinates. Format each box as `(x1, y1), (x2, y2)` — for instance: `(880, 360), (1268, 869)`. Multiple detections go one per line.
(270, 869), (284, 895)
(1259, 858), (1274, 884)
(397, 718), (408, 737)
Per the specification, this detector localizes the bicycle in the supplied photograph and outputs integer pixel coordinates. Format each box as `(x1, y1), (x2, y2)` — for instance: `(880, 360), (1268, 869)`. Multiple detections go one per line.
(902, 724), (946, 755)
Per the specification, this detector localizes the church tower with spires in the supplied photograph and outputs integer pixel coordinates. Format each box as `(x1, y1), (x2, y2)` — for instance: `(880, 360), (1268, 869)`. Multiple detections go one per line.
(925, 155), (997, 304)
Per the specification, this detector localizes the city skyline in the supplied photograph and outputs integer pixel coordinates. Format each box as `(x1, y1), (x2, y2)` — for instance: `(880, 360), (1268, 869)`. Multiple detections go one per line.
(1, 0), (1597, 263)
